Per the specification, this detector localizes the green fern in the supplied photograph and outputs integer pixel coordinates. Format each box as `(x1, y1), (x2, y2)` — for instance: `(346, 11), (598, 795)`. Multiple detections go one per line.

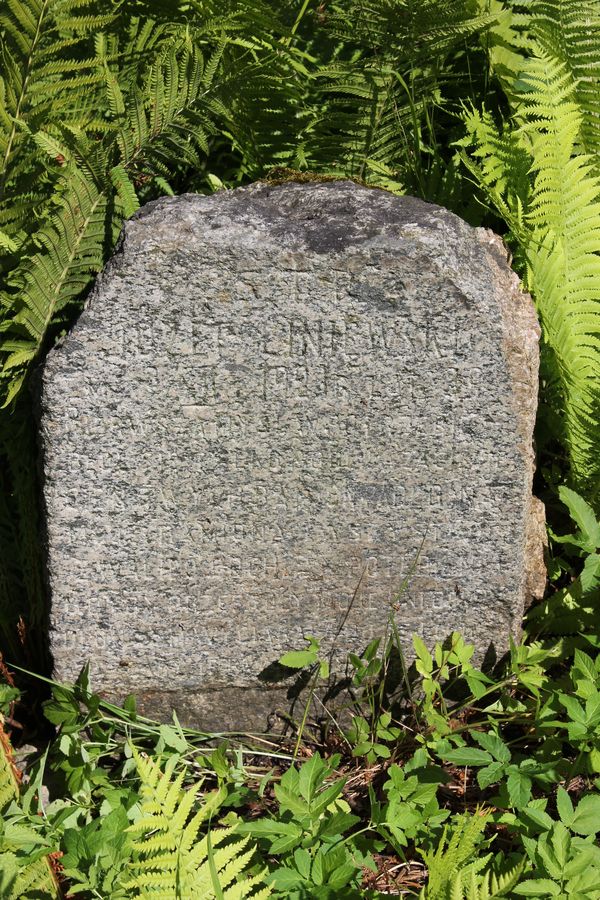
(121, 748), (272, 899)
(304, 0), (500, 195)
(418, 812), (490, 899)
(1, 163), (107, 405)
(0, 0), (110, 233)
(444, 857), (525, 899)
(530, 0), (600, 171)
(0, 4), (306, 407)
(0, 721), (19, 809)
(462, 22), (600, 503)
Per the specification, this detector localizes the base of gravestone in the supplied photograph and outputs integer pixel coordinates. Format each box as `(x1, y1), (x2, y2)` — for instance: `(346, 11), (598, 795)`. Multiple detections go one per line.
(99, 630), (514, 733)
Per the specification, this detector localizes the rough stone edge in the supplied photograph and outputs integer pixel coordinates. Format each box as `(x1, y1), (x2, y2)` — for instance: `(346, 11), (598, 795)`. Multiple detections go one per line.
(476, 229), (546, 626)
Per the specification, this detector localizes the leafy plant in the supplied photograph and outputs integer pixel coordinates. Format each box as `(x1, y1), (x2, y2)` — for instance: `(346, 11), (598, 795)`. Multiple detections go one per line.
(0, 718), (59, 899)
(238, 751), (363, 898)
(119, 748), (270, 899)
(461, 0), (600, 505)
(515, 822), (600, 897)
(528, 487), (600, 635)
(417, 812), (491, 899)
(370, 752), (449, 855)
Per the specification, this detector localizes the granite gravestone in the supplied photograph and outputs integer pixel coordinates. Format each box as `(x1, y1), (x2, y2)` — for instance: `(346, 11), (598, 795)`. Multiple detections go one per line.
(39, 181), (545, 729)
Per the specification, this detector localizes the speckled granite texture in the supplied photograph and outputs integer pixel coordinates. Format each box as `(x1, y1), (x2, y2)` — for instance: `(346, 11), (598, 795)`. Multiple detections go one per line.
(38, 181), (545, 730)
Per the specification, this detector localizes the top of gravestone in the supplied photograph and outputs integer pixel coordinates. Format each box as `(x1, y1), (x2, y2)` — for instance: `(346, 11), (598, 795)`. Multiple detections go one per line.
(124, 180), (496, 266)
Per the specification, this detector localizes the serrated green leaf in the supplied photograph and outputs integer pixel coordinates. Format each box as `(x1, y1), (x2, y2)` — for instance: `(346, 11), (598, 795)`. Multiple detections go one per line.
(507, 769), (532, 809)
(556, 786), (574, 827)
(571, 793), (600, 835)
(472, 730), (511, 763)
(513, 878), (561, 896)
(558, 487), (600, 551)
(477, 761), (505, 790)
(440, 747), (494, 767)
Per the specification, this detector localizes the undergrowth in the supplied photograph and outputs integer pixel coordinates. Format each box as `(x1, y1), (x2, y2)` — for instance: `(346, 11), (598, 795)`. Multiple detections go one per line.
(1, 490), (600, 897)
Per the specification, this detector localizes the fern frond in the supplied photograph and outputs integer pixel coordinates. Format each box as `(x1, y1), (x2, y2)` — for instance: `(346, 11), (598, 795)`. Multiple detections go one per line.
(530, 0), (600, 170)
(0, 163), (107, 406)
(304, 0), (500, 189)
(440, 854), (525, 899)
(110, 164), (140, 217)
(0, 0), (110, 201)
(419, 812), (490, 900)
(462, 41), (600, 502)
(0, 719), (19, 810)
(0, 720), (58, 900)
(122, 748), (270, 899)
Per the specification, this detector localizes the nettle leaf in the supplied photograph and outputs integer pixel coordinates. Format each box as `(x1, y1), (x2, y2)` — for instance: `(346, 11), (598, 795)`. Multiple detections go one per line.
(440, 747), (494, 767)
(519, 806), (554, 832)
(556, 786), (574, 827)
(298, 753), (327, 802)
(581, 553), (600, 594)
(238, 818), (302, 854)
(514, 878), (561, 896)
(318, 810), (360, 838)
(311, 780), (346, 818)
(270, 866), (304, 891)
(573, 649), (599, 683)
(507, 769), (532, 808)
(472, 730), (511, 763)
(293, 847), (311, 879)
(274, 782), (309, 819)
(413, 635), (433, 676)
(558, 486), (600, 551)
(477, 761), (505, 790)
(559, 694), (587, 723)
(570, 793), (600, 835)
(550, 821), (571, 869)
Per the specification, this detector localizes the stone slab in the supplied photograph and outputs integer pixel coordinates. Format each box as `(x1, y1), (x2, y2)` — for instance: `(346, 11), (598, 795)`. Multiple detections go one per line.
(38, 181), (544, 730)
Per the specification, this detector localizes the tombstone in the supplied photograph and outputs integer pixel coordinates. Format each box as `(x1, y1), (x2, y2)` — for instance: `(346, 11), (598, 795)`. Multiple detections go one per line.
(38, 181), (545, 730)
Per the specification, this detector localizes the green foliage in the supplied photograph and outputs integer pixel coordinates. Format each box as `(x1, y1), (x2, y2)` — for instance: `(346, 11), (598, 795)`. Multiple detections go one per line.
(418, 812), (490, 899)
(0, 722), (59, 899)
(370, 753), (449, 854)
(461, 0), (600, 504)
(527, 487), (600, 635)
(238, 752), (364, 897)
(299, 0), (500, 199)
(121, 749), (270, 899)
(10, 489), (595, 896)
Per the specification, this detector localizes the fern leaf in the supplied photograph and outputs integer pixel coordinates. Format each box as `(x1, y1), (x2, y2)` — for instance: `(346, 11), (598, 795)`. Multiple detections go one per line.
(1, 164), (107, 406)
(7, 855), (58, 900)
(419, 812), (490, 900)
(462, 43), (600, 502)
(122, 748), (271, 899)
(443, 854), (526, 899)
(0, 719), (19, 810)
(0, 719), (58, 900)
(110, 164), (140, 218)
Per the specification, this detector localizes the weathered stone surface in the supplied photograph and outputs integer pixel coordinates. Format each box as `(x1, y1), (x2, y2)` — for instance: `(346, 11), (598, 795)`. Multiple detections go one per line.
(39, 181), (543, 730)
